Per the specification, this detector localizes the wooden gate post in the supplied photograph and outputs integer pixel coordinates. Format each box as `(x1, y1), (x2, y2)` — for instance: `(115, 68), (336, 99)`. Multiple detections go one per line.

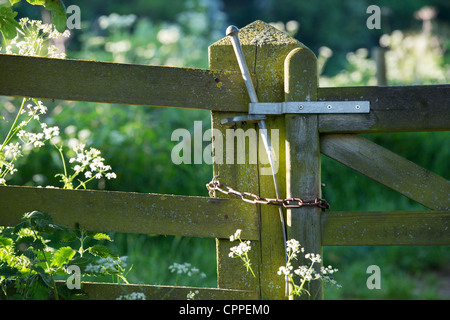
(284, 47), (323, 299)
(209, 21), (301, 299)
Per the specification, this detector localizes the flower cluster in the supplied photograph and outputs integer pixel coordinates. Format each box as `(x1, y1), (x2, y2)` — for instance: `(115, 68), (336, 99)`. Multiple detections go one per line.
(187, 290), (199, 300)
(168, 262), (206, 278)
(276, 238), (340, 296)
(228, 229), (256, 278)
(116, 292), (146, 300)
(228, 230), (340, 298)
(85, 256), (128, 274)
(0, 100), (59, 185)
(4, 18), (70, 58)
(69, 144), (117, 181)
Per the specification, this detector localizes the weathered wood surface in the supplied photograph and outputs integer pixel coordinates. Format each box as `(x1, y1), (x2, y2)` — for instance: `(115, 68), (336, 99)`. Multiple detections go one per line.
(0, 53), (248, 112)
(320, 134), (450, 210)
(210, 20), (299, 299)
(1, 54), (448, 133)
(318, 85), (450, 133)
(0, 185), (259, 240)
(322, 210), (449, 246)
(284, 47), (323, 299)
(80, 281), (258, 300)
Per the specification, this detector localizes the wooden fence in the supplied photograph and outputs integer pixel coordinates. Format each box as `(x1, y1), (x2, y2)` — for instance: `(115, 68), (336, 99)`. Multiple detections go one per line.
(0, 20), (449, 300)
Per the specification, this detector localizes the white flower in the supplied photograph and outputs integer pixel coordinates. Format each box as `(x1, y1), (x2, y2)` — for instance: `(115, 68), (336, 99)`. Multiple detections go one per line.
(116, 292), (146, 300)
(3, 143), (22, 160)
(229, 240), (251, 258)
(305, 253), (322, 263)
(168, 262), (206, 282)
(106, 172), (117, 179)
(186, 290), (199, 300)
(277, 263), (293, 276)
(230, 229), (242, 242)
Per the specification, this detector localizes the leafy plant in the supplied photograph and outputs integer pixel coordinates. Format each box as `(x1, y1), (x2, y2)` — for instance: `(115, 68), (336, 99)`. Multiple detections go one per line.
(0, 0), (66, 40)
(0, 211), (129, 299)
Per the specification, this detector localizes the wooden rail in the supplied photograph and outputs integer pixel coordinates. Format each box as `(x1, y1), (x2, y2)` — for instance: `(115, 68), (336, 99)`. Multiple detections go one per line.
(0, 54), (448, 132)
(0, 185), (259, 240)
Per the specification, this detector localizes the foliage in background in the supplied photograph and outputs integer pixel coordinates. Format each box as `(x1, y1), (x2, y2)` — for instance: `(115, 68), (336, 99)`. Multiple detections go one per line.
(0, 211), (129, 299)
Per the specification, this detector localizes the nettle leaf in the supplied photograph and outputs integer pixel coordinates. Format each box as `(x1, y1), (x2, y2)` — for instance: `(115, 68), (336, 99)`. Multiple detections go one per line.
(88, 245), (117, 259)
(25, 0), (46, 4)
(22, 211), (66, 234)
(51, 246), (75, 267)
(0, 6), (22, 40)
(0, 262), (21, 278)
(14, 235), (35, 253)
(44, 0), (66, 32)
(0, 237), (13, 247)
(69, 256), (92, 269)
(91, 233), (112, 242)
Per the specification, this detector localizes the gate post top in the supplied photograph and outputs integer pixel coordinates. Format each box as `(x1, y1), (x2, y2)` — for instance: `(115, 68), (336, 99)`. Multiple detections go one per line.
(209, 20), (308, 103)
(211, 20), (300, 46)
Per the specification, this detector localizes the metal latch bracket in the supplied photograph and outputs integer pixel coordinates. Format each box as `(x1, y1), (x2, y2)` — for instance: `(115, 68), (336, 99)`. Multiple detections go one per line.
(249, 101), (370, 115)
(221, 100), (370, 126)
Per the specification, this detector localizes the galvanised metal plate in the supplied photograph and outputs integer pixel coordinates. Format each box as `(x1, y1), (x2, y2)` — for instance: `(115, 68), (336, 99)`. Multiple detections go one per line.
(249, 101), (370, 114)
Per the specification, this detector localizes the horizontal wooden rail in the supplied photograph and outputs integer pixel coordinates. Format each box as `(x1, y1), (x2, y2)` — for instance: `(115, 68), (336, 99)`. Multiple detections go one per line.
(78, 282), (258, 300)
(318, 85), (450, 133)
(0, 185), (259, 240)
(0, 54), (248, 112)
(322, 210), (450, 246)
(320, 134), (450, 210)
(1, 54), (448, 133)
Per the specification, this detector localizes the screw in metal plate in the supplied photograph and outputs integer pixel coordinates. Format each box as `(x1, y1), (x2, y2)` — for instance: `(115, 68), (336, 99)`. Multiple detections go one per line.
(327, 104), (332, 109)
(355, 105), (361, 110)
(298, 105), (304, 110)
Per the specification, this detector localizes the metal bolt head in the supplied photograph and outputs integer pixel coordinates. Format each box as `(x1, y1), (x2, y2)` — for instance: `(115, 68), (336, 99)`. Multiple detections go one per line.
(298, 105), (304, 110)
(327, 104), (332, 109)
(355, 105), (361, 110)
(226, 25), (239, 37)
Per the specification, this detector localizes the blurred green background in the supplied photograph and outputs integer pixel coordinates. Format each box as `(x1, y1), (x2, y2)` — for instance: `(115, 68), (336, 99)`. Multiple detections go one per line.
(1, 0), (449, 299)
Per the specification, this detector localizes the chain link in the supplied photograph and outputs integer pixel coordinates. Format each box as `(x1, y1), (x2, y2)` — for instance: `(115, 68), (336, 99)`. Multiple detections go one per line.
(206, 176), (330, 211)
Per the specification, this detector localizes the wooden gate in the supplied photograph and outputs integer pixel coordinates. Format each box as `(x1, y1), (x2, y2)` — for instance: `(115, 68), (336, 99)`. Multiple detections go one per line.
(0, 20), (448, 299)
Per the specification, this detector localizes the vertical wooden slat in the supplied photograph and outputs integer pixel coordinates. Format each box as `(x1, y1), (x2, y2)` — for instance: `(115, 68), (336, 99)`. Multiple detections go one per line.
(209, 24), (261, 295)
(209, 20), (302, 300)
(284, 47), (323, 299)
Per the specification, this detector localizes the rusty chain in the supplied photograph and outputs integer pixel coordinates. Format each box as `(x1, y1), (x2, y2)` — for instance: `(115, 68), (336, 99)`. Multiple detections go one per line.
(206, 176), (330, 211)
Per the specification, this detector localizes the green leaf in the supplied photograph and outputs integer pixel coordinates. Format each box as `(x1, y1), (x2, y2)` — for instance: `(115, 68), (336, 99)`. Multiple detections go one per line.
(0, 237), (13, 247)
(91, 233), (112, 242)
(69, 256), (92, 268)
(22, 211), (66, 234)
(14, 235), (34, 253)
(0, 6), (22, 40)
(9, 0), (23, 6)
(51, 246), (75, 267)
(88, 245), (117, 259)
(44, 0), (66, 33)
(26, 0), (46, 4)
(0, 262), (20, 278)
